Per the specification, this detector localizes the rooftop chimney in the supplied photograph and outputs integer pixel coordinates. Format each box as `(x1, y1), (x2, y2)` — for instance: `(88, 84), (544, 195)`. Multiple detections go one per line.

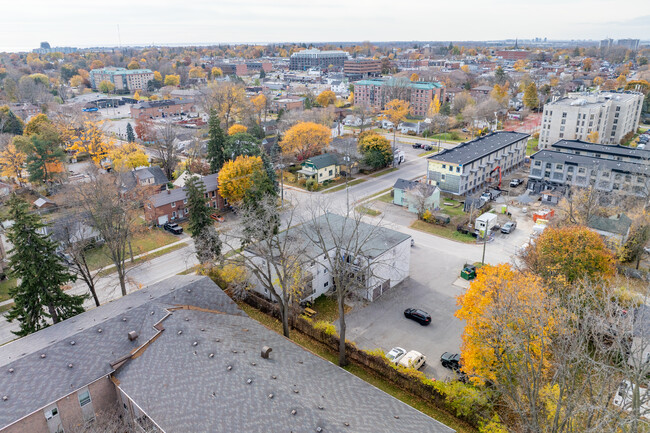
(128, 331), (138, 341)
(261, 346), (272, 359)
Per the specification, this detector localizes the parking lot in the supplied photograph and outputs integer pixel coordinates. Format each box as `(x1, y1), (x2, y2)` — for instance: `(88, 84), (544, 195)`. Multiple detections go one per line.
(344, 182), (535, 380)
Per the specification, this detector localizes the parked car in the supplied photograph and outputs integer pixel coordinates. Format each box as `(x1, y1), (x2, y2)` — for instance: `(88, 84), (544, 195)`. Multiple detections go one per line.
(386, 347), (407, 364)
(480, 192), (492, 202)
(404, 308), (431, 326)
(412, 143), (422, 149)
(440, 352), (461, 371)
(163, 222), (183, 235)
(398, 350), (427, 370)
(501, 221), (517, 234)
(509, 178), (523, 188)
(210, 213), (225, 222)
(422, 144), (433, 151)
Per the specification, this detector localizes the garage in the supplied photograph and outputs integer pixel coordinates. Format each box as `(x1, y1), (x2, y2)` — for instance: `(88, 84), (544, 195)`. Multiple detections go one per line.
(157, 215), (168, 225)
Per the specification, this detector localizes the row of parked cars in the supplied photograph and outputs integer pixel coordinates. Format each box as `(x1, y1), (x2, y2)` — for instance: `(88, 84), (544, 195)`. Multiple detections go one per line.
(412, 143), (435, 151)
(637, 132), (650, 149)
(385, 308), (463, 377)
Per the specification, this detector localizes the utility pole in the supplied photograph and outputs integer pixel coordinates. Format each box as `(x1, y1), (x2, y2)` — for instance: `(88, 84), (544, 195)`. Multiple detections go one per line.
(481, 230), (488, 265)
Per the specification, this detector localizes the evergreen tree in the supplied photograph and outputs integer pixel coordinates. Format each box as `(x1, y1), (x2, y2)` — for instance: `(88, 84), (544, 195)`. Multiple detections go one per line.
(0, 106), (24, 135)
(259, 70), (266, 79)
(185, 176), (222, 263)
(25, 135), (66, 183)
(206, 109), (226, 173)
(5, 196), (84, 336)
(126, 122), (135, 143)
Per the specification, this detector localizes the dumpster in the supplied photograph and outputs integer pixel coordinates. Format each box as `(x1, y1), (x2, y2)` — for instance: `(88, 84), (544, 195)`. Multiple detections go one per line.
(460, 265), (477, 280)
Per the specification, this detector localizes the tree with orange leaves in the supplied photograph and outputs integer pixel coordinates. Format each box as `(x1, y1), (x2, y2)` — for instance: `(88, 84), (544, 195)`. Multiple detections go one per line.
(228, 124), (248, 135)
(280, 122), (331, 161)
(523, 225), (615, 285)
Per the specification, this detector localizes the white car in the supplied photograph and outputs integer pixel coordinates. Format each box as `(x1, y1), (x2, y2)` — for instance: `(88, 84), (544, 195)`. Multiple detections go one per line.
(386, 347), (407, 364)
(397, 350), (426, 370)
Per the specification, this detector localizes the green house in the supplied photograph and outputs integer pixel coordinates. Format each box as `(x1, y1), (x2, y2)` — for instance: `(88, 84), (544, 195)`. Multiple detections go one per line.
(298, 153), (340, 184)
(393, 178), (440, 214)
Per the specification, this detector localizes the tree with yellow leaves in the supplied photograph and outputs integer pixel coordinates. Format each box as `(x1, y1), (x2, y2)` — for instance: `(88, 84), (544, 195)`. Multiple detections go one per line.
(211, 67), (223, 79)
(456, 264), (553, 385)
(189, 66), (206, 79)
(250, 94), (267, 123)
(98, 80), (115, 94)
(460, 65), (470, 73)
(382, 99), (410, 160)
(315, 90), (336, 107)
(69, 75), (83, 88)
(0, 143), (27, 185)
(410, 73), (419, 82)
(133, 91), (141, 100)
(153, 71), (163, 84)
(228, 124), (248, 135)
(127, 60), (140, 70)
(205, 82), (247, 131)
(65, 120), (116, 167)
(427, 95), (441, 118)
(109, 142), (150, 172)
(280, 122), (331, 161)
(217, 155), (265, 204)
(513, 59), (527, 72)
(490, 83), (509, 106)
(616, 74), (627, 89)
(586, 131), (599, 143)
(90, 60), (104, 70)
(164, 74), (180, 87)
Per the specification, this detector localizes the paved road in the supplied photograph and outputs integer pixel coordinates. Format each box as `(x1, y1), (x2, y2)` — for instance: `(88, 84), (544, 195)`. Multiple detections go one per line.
(0, 243), (198, 345)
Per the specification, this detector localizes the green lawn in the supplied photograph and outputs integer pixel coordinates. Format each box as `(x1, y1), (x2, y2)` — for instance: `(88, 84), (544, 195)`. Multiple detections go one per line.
(526, 138), (539, 156)
(322, 178), (367, 194)
(0, 278), (17, 303)
(97, 242), (187, 277)
(439, 198), (466, 217)
(428, 132), (466, 143)
(418, 150), (436, 157)
(370, 167), (399, 178)
(355, 205), (381, 217)
(376, 192), (394, 203)
(84, 228), (181, 270)
(410, 220), (476, 244)
(237, 301), (477, 433)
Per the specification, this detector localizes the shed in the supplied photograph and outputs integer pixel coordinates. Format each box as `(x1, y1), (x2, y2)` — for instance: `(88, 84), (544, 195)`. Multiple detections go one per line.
(475, 212), (497, 237)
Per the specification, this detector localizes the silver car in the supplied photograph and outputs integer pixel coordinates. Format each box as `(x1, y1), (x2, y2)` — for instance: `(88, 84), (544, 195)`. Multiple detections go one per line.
(501, 221), (517, 234)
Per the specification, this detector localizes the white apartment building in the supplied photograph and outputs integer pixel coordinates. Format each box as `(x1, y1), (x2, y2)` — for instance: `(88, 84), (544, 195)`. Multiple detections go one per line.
(89, 67), (154, 92)
(539, 91), (644, 148)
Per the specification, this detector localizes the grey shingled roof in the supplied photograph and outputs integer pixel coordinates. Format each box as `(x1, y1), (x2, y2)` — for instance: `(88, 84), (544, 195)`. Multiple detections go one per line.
(276, 213), (411, 260)
(588, 213), (633, 236)
(428, 131), (530, 166)
(0, 275), (240, 430)
(531, 150), (650, 176)
(394, 178), (417, 190)
(149, 173), (218, 207)
(305, 153), (339, 170)
(115, 309), (453, 433)
(552, 139), (650, 160)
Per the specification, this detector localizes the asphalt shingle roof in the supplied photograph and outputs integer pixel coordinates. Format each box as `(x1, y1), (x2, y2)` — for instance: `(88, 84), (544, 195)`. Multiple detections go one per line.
(0, 274), (454, 433)
(531, 150), (650, 176)
(552, 139), (650, 161)
(588, 213), (633, 236)
(305, 153), (338, 170)
(428, 131), (530, 166)
(149, 173), (218, 207)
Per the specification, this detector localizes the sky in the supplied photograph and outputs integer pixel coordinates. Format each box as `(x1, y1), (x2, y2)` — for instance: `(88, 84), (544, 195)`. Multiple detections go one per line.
(1, 0), (649, 52)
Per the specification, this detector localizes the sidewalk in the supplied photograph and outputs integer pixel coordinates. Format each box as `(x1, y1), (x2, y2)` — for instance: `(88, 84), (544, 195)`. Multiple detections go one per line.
(0, 237), (193, 308)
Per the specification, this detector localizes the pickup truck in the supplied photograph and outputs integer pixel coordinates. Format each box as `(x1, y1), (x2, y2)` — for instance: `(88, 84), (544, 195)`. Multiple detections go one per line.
(163, 222), (183, 235)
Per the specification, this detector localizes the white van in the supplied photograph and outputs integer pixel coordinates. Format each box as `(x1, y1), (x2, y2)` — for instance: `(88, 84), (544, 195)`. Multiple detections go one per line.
(397, 350), (426, 370)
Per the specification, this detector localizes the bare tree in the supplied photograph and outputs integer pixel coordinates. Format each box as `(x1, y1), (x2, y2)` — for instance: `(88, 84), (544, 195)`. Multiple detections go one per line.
(152, 121), (180, 180)
(64, 407), (138, 433)
(351, 102), (374, 133)
(405, 182), (436, 219)
(74, 172), (137, 297)
(54, 212), (103, 307)
(225, 195), (307, 337)
(301, 208), (393, 366)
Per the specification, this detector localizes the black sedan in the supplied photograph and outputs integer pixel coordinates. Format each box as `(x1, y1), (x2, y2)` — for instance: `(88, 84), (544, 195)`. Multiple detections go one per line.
(440, 352), (461, 371)
(163, 222), (184, 235)
(403, 308), (431, 326)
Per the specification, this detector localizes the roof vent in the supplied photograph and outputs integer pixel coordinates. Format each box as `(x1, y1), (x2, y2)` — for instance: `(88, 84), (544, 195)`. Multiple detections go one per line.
(68, 363), (73, 368)
(192, 341), (198, 346)
(97, 328), (102, 333)
(128, 331), (138, 341)
(227, 365), (232, 371)
(268, 393), (274, 399)
(316, 428), (323, 432)
(247, 379), (253, 384)
(8, 368), (14, 374)
(167, 189), (171, 194)
(209, 353), (214, 358)
(2, 396), (7, 401)
(178, 331), (183, 335)
(122, 318), (127, 322)
(261, 346), (272, 359)
(291, 409), (297, 416)
(40, 354), (46, 359)
(70, 341), (75, 346)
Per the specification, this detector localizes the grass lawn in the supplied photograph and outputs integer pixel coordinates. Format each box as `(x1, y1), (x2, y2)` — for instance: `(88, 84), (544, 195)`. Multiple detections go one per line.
(526, 138), (539, 156)
(0, 278), (17, 303)
(322, 178), (367, 194)
(370, 167), (399, 178)
(84, 228), (181, 270)
(359, 187), (392, 203)
(376, 192), (394, 203)
(237, 301), (477, 433)
(410, 220), (476, 244)
(439, 198), (466, 218)
(309, 294), (351, 323)
(0, 303), (13, 314)
(355, 205), (381, 217)
(97, 242), (187, 277)
(418, 150), (436, 157)
(428, 132), (466, 143)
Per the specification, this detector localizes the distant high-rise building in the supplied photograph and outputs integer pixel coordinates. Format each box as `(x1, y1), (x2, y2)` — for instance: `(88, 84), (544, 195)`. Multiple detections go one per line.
(289, 49), (349, 71)
(353, 78), (444, 117)
(539, 91), (644, 147)
(617, 39), (640, 51)
(599, 38), (613, 49)
(40, 41), (50, 49)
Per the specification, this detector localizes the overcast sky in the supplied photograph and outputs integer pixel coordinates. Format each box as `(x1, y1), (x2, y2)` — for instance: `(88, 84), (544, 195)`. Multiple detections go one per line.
(1, 0), (649, 52)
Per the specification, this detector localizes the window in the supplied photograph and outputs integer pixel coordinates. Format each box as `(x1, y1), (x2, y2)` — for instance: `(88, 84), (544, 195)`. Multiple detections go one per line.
(449, 166), (453, 172)
(78, 390), (91, 407)
(456, 167), (461, 173)
(442, 164), (446, 169)
(45, 407), (59, 420)
(323, 268), (327, 274)
(171, 202), (176, 208)
(172, 211), (177, 218)
(324, 282), (329, 288)
(534, 161), (541, 167)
